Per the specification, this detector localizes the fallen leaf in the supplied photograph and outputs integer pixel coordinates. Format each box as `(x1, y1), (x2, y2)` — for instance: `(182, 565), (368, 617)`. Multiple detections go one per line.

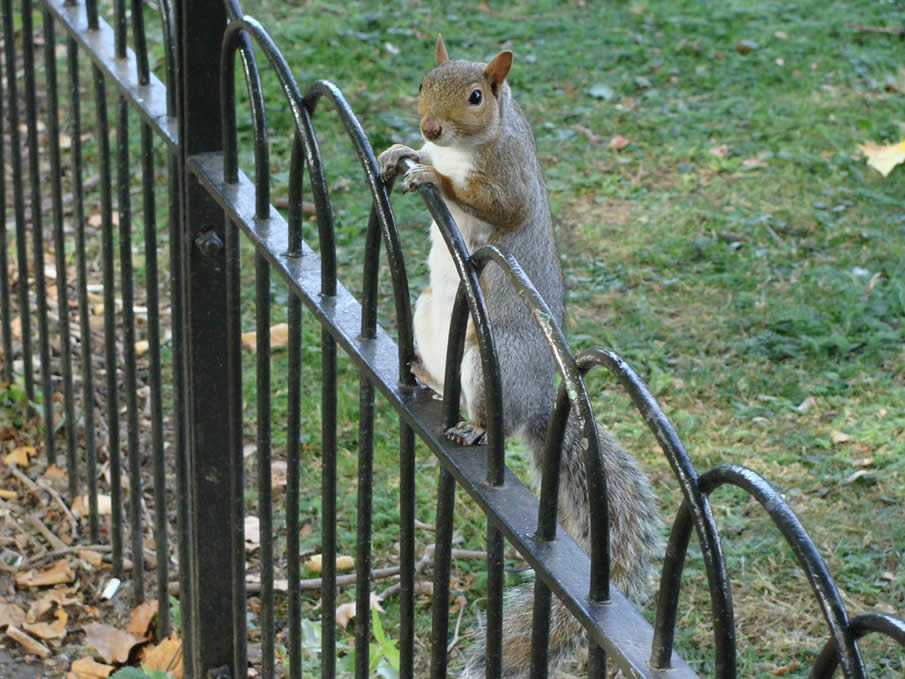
(736, 39), (759, 54)
(41, 464), (65, 480)
(797, 396), (817, 413)
(830, 430), (852, 444)
(22, 607), (67, 640)
(709, 144), (729, 159)
(0, 489), (16, 500)
(135, 340), (149, 357)
(608, 134), (630, 150)
(843, 469), (876, 485)
(771, 663), (799, 676)
(16, 558), (76, 588)
(0, 600), (26, 629)
(68, 657), (115, 679)
(83, 622), (146, 664)
(587, 83), (615, 101)
(244, 516), (260, 552)
(880, 571), (895, 582)
(241, 323), (291, 351)
(335, 601), (356, 629)
(858, 140), (905, 176)
(335, 555), (355, 572)
(741, 156), (767, 170)
(271, 460), (288, 489)
(4, 446), (36, 467)
(71, 495), (113, 516)
(851, 457), (873, 468)
(6, 625), (50, 658)
(126, 600), (158, 637)
(139, 633), (183, 678)
(79, 549), (104, 567)
(305, 554), (355, 573)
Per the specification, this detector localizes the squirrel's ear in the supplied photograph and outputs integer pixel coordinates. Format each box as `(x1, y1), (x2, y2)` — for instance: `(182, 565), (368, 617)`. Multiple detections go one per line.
(484, 50), (513, 94)
(435, 34), (449, 65)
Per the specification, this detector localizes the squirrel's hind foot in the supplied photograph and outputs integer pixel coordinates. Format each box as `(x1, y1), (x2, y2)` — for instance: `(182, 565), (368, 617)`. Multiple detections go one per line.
(446, 421), (488, 447)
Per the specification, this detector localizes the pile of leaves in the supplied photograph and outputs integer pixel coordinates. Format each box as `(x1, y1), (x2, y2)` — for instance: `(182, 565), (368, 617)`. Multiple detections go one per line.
(0, 417), (181, 679)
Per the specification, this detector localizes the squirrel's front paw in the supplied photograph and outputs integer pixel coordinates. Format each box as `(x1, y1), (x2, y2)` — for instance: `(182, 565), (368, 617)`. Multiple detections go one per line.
(377, 144), (419, 182)
(400, 164), (439, 193)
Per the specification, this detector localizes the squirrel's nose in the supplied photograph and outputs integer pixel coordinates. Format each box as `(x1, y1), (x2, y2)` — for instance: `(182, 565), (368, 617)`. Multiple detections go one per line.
(421, 119), (441, 141)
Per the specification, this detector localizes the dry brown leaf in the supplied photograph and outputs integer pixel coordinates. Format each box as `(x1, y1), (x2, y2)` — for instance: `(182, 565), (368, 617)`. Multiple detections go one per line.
(0, 600), (26, 629)
(4, 446), (36, 467)
(244, 516), (260, 552)
(709, 144), (729, 158)
(830, 430), (852, 444)
(335, 601), (356, 629)
(335, 555), (355, 572)
(139, 633), (183, 678)
(6, 625), (50, 658)
(41, 464), (66, 480)
(741, 156), (767, 169)
(608, 134), (630, 150)
(241, 323), (291, 351)
(135, 340), (149, 357)
(68, 657), (115, 679)
(22, 607), (67, 640)
(126, 600), (159, 637)
(83, 622), (146, 664)
(71, 495), (112, 516)
(271, 460), (288, 489)
(16, 558), (76, 588)
(305, 554), (355, 574)
(858, 139), (905, 176)
(0, 489), (16, 500)
(79, 549), (104, 567)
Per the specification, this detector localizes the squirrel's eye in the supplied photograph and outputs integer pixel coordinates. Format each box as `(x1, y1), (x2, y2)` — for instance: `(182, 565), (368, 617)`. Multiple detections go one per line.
(468, 89), (482, 106)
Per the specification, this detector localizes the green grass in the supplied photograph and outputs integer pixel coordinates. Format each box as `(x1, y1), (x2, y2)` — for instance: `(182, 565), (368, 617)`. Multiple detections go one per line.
(212, 1), (905, 675)
(216, 0), (905, 675)
(10, 0), (905, 676)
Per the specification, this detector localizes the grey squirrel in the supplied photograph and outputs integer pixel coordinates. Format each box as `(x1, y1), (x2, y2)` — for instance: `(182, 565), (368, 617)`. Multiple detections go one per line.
(378, 35), (659, 677)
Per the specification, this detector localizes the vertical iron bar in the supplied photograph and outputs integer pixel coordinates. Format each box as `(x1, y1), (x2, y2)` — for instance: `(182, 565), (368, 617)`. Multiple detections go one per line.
(170, 1), (194, 676)
(0, 24), (11, 384)
(42, 8), (79, 501)
(3, 0), (35, 405)
(430, 468), (455, 679)
(140, 118), (168, 635)
(68, 36), (99, 543)
(225, 215), (246, 679)
(22, 0), (56, 464)
(530, 582), (552, 679)
(93, 64), (123, 577)
(257, 252), (274, 679)
(355, 375), (375, 679)
(178, 0), (232, 673)
(588, 643), (606, 678)
(117, 93), (145, 603)
(485, 526), (504, 679)
(286, 290), (302, 679)
(321, 326), (337, 679)
(398, 424), (415, 679)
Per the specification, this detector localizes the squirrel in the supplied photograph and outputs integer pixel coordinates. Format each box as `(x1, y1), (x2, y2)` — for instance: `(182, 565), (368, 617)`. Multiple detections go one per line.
(378, 35), (660, 678)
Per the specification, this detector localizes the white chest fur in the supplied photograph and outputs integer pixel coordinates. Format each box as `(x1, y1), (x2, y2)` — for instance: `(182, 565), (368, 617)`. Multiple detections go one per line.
(413, 143), (495, 394)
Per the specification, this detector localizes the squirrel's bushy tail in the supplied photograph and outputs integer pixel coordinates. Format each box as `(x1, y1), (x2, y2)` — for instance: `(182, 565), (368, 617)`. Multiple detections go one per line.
(458, 418), (660, 678)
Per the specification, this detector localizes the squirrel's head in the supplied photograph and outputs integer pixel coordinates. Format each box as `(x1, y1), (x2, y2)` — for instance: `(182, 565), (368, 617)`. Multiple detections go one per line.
(417, 34), (513, 147)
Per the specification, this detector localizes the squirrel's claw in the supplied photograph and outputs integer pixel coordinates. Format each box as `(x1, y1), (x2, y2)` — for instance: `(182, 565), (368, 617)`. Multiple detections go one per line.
(446, 421), (488, 447)
(377, 144), (419, 182)
(400, 164), (438, 193)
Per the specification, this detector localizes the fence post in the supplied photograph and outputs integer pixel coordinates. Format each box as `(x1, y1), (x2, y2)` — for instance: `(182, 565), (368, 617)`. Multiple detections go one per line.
(176, 1), (235, 676)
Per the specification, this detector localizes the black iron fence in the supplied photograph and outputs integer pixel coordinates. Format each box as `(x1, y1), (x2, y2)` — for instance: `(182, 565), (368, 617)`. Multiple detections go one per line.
(1, 1), (903, 678)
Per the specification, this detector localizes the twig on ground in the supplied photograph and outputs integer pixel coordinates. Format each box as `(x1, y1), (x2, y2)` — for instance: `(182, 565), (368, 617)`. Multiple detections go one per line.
(36, 479), (79, 540)
(24, 514), (67, 552)
(447, 598), (467, 654)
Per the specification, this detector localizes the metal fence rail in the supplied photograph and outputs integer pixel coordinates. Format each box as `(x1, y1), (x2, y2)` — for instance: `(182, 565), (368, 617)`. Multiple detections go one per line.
(1, 1), (903, 678)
